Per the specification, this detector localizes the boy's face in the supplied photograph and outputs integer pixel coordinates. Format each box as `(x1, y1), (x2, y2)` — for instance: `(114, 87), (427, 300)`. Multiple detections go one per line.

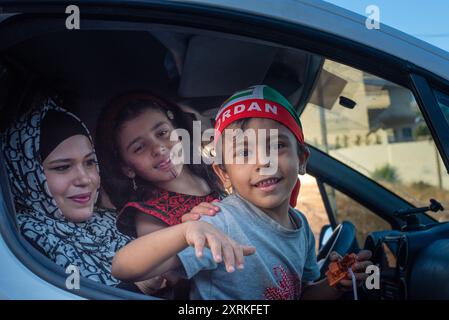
(213, 118), (308, 211)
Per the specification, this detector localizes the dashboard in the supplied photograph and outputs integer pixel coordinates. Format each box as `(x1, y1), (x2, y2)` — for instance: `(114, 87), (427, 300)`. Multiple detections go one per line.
(364, 221), (449, 300)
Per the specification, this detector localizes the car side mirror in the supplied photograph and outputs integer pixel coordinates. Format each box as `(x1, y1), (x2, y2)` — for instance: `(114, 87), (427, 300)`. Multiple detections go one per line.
(319, 224), (333, 250)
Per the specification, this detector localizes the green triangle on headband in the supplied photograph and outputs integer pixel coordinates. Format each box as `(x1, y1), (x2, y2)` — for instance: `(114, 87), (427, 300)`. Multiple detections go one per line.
(261, 85), (302, 130)
(221, 88), (254, 106)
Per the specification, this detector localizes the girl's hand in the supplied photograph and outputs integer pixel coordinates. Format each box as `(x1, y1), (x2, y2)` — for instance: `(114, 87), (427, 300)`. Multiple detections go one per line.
(183, 221), (256, 273)
(181, 200), (220, 223)
(330, 250), (373, 290)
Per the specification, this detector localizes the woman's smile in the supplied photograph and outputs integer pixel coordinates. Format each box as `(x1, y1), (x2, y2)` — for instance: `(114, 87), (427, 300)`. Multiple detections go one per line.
(68, 192), (92, 205)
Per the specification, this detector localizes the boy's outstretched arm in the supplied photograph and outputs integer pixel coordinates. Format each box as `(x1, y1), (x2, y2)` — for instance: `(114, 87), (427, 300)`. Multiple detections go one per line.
(112, 220), (256, 282)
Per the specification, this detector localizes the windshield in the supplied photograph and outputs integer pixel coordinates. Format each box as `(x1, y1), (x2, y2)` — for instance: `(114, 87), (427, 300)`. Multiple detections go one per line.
(301, 59), (449, 222)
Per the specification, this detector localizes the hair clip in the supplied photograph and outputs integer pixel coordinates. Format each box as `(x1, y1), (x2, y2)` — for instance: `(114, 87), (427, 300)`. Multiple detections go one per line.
(166, 110), (174, 120)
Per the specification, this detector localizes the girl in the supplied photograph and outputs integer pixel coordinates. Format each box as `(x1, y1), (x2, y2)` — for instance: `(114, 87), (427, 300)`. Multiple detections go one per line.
(95, 93), (220, 295)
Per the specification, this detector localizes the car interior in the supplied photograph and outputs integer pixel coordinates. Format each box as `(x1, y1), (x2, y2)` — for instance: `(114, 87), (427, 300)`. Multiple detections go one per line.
(0, 15), (448, 300)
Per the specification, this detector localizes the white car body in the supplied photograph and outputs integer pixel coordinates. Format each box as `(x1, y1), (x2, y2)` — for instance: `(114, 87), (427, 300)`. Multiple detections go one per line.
(177, 0), (449, 81)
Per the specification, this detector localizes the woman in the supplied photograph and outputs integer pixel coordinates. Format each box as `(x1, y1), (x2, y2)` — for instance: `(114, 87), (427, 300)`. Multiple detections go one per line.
(2, 97), (132, 286)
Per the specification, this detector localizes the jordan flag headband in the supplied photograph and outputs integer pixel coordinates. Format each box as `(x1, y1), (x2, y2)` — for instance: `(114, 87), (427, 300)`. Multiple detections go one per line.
(214, 85), (304, 145)
(213, 85), (306, 207)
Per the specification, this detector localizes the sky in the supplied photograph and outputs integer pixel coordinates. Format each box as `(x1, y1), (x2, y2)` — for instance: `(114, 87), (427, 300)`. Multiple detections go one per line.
(324, 0), (449, 53)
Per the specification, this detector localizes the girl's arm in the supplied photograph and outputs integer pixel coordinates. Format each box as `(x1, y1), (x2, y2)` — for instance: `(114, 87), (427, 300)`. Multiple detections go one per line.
(112, 221), (256, 282)
(135, 200), (221, 236)
(131, 213), (183, 291)
(135, 213), (166, 237)
(112, 222), (187, 282)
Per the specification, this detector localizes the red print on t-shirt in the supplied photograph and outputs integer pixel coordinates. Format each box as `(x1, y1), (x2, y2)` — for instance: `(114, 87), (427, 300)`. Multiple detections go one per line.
(264, 265), (301, 300)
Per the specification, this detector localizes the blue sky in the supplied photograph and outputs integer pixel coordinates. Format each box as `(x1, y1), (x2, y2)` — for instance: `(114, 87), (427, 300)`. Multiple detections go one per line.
(324, 0), (449, 53)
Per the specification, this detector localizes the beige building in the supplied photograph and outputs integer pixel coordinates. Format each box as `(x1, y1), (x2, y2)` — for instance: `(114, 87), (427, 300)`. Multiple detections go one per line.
(300, 59), (447, 191)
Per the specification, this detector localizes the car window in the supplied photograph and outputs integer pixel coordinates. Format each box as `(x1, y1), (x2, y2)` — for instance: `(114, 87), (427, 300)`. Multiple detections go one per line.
(300, 59), (449, 222)
(323, 184), (391, 245)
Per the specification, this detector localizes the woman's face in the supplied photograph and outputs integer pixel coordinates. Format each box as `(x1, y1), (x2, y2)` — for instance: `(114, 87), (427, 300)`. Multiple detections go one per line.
(117, 108), (182, 184)
(42, 135), (100, 222)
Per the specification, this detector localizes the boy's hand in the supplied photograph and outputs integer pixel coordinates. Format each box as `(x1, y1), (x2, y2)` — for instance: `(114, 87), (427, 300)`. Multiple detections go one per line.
(181, 200), (221, 223)
(183, 221), (256, 273)
(329, 250), (373, 290)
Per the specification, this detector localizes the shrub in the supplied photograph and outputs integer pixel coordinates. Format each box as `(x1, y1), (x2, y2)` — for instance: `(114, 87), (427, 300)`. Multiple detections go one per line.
(372, 164), (400, 183)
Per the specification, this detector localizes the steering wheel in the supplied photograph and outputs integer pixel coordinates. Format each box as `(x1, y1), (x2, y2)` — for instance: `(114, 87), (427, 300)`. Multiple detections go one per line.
(317, 221), (357, 277)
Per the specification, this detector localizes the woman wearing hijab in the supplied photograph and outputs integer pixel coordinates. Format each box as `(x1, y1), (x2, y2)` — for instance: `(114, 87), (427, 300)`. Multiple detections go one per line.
(2, 97), (132, 286)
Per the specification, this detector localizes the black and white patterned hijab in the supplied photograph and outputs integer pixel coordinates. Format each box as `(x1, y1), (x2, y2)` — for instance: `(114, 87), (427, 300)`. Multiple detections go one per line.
(2, 98), (132, 286)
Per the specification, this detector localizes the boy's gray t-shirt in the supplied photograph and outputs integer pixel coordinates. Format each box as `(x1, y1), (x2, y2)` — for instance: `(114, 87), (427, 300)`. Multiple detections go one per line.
(177, 193), (320, 300)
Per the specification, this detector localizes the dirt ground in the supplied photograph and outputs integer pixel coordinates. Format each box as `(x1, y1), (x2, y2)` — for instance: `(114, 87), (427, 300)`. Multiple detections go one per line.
(295, 175), (329, 250)
(294, 174), (393, 250)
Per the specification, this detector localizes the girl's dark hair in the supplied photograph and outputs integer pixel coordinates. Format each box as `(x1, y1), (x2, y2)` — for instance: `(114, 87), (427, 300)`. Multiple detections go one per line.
(95, 92), (217, 210)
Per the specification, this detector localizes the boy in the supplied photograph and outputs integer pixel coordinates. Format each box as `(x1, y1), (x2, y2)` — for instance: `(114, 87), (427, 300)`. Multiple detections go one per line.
(112, 85), (372, 299)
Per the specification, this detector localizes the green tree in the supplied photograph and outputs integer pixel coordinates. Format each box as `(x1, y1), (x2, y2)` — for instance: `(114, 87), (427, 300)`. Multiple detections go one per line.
(414, 124), (430, 139)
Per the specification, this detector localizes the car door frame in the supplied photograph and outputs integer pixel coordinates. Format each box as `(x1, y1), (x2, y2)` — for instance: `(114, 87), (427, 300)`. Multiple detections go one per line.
(307, 146), (436, 231)
(409, 73), (449, 173)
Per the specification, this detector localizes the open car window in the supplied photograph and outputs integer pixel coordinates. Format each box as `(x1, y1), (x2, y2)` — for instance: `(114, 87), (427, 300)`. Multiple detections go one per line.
(300, 59), (449, 222)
